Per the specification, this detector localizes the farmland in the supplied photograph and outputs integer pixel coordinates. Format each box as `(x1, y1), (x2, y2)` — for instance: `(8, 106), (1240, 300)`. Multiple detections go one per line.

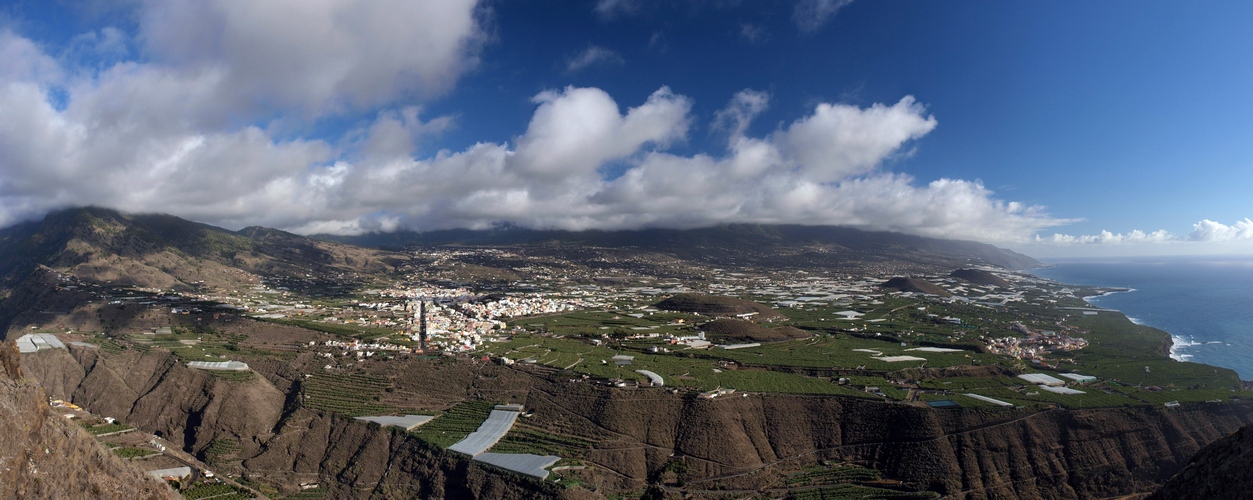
(300, 372), (397, 417)
(412, 400), (498, 449)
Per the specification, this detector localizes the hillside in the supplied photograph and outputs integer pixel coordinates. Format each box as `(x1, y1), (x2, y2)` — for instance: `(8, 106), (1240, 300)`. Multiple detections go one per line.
(0, 207), (400, 294)
(881, 277), (953, 297)
(19, 347), (1253, 499)
(0, 375), (176, 499)
(1150, 423), (1253, 499)
(950, 268), (1013, 288)
(317, 223), (1042, 271)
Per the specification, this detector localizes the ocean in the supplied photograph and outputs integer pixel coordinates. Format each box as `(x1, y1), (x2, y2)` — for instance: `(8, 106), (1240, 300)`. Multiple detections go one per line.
(1031, 257), (1253, 381)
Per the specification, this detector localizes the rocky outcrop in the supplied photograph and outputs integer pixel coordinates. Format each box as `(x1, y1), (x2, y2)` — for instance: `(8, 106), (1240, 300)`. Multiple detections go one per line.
(0, 376), (176, 499)
(1149, 423), (1253, 499)
(24, 347), (284, 459)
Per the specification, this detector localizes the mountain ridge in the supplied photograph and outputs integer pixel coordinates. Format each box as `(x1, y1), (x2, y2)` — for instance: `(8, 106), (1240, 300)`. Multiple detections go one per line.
(315, 223), (1041, 270)
(0, 207), (401, 294)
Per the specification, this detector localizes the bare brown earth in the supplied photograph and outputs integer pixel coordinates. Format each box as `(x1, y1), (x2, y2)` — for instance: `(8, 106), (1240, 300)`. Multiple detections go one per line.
(0, 375), (177, 499)
(882, 277), (953, 297)
(1149, 423), (1253, 500)
(20, 345), (1253, 499)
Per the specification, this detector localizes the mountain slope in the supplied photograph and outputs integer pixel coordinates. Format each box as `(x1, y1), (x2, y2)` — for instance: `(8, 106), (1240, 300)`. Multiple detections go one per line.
(317, 224), (1041, 270)
(0, 375), (177, 499)
(1150, 423), (1253, 499)
(0, 207), (400, 293)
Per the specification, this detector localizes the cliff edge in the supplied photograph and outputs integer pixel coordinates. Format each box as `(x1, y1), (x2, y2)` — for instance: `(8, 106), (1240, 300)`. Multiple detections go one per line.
(0, 375), (176, 499)
(1150, 423), (1253, 500)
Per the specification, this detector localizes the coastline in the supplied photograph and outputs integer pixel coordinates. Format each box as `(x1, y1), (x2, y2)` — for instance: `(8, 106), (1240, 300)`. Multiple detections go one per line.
(1031, 270), (1253, 385)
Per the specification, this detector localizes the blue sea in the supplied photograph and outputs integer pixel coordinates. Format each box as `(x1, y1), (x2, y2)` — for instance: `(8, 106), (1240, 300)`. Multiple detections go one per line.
(1031, 257), (1253, 380)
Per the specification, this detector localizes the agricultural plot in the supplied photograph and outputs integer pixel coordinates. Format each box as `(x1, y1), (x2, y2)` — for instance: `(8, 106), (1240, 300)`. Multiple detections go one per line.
(82, 422), (133, 435)
(413, 400), (498, 449)
(203, 438), (241, 465)
(782, 463), (881, 488)
(448, 409), (520, 456)
(489, 423), (597, 458)
(182, 483), (255, 500)
(301, 373), (396, 417)
(519, 310), (703, 337)
(481, 336), (861, 395)
(786, 484), (938, 500)
(135, 327), (294, 363)
(699, 335), (996, 371)
(110, 446), (159, 459)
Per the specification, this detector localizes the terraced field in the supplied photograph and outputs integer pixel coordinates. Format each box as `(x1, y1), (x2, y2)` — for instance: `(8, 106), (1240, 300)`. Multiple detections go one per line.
(412, 400), (498, 449)
(300, 372), (396, 417)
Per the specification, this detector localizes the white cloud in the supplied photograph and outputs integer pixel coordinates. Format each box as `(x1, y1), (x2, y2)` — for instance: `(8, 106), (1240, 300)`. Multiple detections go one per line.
(0, 29), (62, 84)
(1188, 219), (1253, 242)
(137, 0), (484, 121)
(712, 89), (770, 143)
(776, 96), (937, 182)
(794, 0), (855, 32)
(593, 0), (640, 19)
(1034, 219), (1253, 248)
(0, 16), (1071, 244)
(1041, 229), (1175, 245)
(739, 24), (768, 44)
(565, 45), (624, 73)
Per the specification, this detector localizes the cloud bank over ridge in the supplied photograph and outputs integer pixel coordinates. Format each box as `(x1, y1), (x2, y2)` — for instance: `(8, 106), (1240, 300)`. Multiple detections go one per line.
(9, 0), (1218, 248)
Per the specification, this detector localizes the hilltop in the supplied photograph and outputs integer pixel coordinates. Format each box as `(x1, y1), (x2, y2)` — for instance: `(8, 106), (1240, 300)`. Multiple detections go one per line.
(881, 277), (953, 297)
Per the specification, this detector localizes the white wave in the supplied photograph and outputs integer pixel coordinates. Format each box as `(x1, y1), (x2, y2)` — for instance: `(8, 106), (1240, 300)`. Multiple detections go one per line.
(1169, 335), (1202, 362)
(1127, 316), (1144, 325)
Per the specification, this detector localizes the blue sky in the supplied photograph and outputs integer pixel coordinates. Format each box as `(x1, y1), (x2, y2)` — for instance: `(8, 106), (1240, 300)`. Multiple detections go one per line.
(1, 0), (1251, 257)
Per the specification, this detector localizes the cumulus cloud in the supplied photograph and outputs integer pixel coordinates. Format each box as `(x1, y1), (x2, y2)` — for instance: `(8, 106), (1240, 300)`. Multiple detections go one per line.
(137, 0), (483, 122)
(1187, 218), (1253, 242)
(1041, 229), (1175, 245)
(794, 0), (855, 32)
(0, 9), (1072, 244)
(1037, 219), (1253, 247)
(565, 45), (624, 73)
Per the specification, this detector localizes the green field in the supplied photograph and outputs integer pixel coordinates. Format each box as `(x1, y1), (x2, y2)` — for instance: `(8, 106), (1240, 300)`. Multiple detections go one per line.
(479, 281), (1253, 410)
(412, 399), (497, 448)
(182, 483), (254, 500)
(301, 372), (397, 417)
(480, 336), (869, 395)
(488, 423), (596, 457)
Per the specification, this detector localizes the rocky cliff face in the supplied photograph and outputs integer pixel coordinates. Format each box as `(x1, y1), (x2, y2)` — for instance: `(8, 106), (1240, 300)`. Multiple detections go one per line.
(20, 347), (1253, 499)
(523, 382), (1253, 499)
(0, 376), (177, 499)
(1149, 423), (1253, 500)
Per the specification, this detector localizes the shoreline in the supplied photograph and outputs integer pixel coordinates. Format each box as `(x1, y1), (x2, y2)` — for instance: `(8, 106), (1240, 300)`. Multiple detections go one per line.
(1030, 270), (1253, 385)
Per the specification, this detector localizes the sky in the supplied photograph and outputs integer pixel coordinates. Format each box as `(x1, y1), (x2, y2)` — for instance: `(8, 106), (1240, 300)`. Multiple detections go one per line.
(0, 0), (1251, 258)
